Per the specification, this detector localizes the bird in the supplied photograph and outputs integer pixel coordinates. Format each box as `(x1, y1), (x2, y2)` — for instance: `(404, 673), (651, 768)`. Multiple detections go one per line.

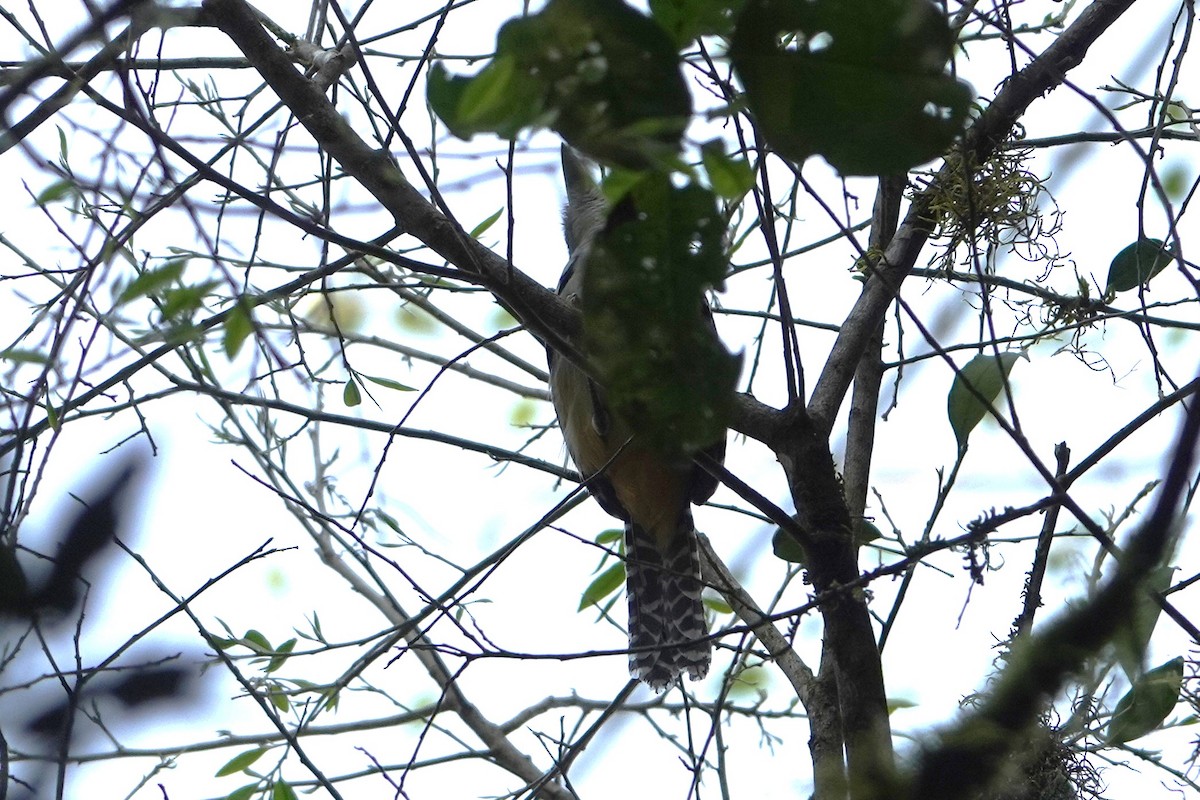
(548, 145), (726, 691)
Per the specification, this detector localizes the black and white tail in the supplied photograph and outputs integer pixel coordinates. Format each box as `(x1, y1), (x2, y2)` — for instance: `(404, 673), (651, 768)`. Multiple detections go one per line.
(625, 520), (710, 691)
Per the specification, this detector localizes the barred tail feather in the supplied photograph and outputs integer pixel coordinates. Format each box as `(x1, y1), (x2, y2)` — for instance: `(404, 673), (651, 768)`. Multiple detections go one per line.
(625, 522), (710, 692)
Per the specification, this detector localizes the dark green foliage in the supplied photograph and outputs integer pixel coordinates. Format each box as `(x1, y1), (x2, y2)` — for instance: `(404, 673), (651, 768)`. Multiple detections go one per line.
(427, 0), (690, 168)
(582, 173), (738, 457)
(730, 0), (973, 175)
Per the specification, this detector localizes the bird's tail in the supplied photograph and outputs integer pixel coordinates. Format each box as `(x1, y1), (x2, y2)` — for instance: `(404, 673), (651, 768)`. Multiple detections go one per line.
(625, 521), (710, 691)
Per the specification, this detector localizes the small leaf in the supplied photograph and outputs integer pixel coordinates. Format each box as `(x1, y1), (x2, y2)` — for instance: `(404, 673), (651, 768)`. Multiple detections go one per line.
(0, 348), (49, 364)
(116, 259), (187, 305)
(771, 528), (807, 564)
(595, 529), (624, 546)
(887, 697), (917, 714)
(470, 208), (504, 238)
(1105, 656), (1184, 744)
(856, 519), (883, 545)
(343, 378), (362, 407)
(579, 562), (625, 610)
(58, 125), (69, 162)
(223, 297), (254, 359)
(701, 141), (754, 200)
(36, 179), (75, 205)
(704, 596), (733, 614)
(269, 688), (290, 712)
(45, 401), (60, 432)
(215, 747), (267, 777)
(271, 780), (299, 800)
(266, 638), (297, 673)
(225, 785), (258, 800)
(242, 630), (272, 653)
(947, 351), (1023, 450)
(361, 374), (415, 392)
(160, 281), (220, 319)
(1105, 237), (1175, 294)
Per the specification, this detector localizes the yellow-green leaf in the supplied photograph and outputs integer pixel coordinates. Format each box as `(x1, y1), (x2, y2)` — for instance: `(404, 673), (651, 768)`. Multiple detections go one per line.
(470, 208), (504, 238)
(0, 348), (49, 364)
(704, 596), (732, 614)
(36, 179), (75, 205)
(595, 529), (623, 546)
(578, 562), (625, 610)
(216, 748), (267, 777)
(223, 298), (254, 359)
(343, 378), (362, 407)
(116, 259), (187, 305)
(271, 780), (299, 800)
(701, 140), (754, 200)
(265, 638), (297, 674)
(242, 629), (272, 653)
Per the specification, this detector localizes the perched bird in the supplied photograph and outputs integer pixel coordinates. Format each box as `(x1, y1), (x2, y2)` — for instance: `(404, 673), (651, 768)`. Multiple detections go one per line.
(549, 146), (726, 691)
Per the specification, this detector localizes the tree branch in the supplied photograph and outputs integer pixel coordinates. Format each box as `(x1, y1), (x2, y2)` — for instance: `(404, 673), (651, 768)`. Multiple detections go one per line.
(807, 0), (1140, 433)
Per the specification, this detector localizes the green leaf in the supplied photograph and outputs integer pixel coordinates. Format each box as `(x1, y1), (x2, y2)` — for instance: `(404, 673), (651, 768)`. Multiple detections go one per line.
(0, 348), (49, 364)
(160, 281), (220, 319)
(270, 780), (299, 800)
(215, 747), (267, 777)
(1105, 656), (1184, 745)
(36, 179), (75, 205)
(57, 125), (69, 163)
(116, 259), (187, 305)
(947, 351), (1023, 450)
(730, 0), (973, 175)
(704, 596), (733, 614)
(223, 297), (254, 359)
(1113, 565), (1176, 682)
(242, 630), (272, 653)
(595, 529), (624, 546)
(361, 374), (415, 392)
(269, 687), (290, 712)
(469, 208), (504, 238)
(343, 378), (362, 407)
(265, 638), (297, 674)
(771, 527), (807, 563)
(1104, 237), (1175, 294)
(579, 562), (625, 610)
(225, 785), (259, 800)
(887, 697), (917, 714)
(701, 140), (754, 200)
